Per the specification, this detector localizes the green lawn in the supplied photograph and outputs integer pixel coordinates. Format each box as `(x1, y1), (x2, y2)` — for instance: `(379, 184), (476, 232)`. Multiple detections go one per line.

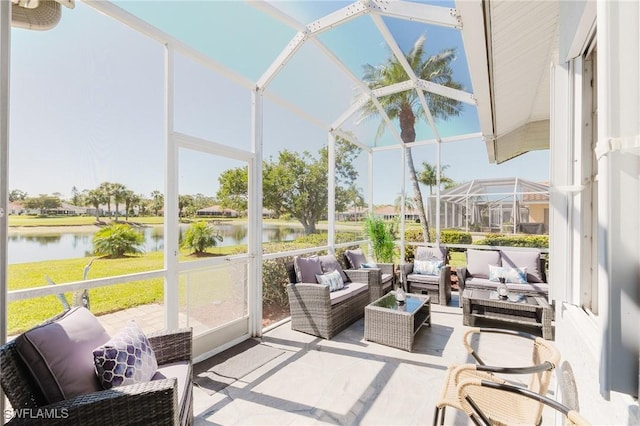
(9, 215), (165, 227)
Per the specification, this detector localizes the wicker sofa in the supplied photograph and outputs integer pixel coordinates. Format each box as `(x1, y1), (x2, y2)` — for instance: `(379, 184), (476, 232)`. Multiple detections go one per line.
(286, 254), (370, 339)
(400, 246), (452, 306)
(0, 307), (193, 426)
(457, 248), (549, 306)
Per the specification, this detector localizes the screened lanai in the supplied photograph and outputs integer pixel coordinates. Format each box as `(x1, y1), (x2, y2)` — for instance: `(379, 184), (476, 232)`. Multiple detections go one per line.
(430, 177), (549, 234)
(2, 0), (501, 360)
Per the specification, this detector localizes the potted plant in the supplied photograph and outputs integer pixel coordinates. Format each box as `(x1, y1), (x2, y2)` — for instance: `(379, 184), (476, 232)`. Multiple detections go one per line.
(363, 213), (398, 263)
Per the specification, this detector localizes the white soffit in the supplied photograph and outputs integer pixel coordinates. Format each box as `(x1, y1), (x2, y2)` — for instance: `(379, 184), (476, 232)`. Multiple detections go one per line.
(458, 0), (559, 163)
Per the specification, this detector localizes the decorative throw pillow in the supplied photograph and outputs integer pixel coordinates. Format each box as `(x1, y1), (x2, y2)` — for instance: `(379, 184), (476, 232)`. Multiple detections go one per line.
(319, 254), (348, 282)
(414, 259), (443, 275)
(93, 321), (158, 389)
(345, 248), (367, 269)
(488, 264), (503, 282)
(502, 266), (528, 284)
(315, 269), (345, 292)
(293, 255), (323, 283)
(360, 262), (378, 269)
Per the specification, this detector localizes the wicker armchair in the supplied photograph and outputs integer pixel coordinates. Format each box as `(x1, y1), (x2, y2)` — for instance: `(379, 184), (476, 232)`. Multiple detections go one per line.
(343, 248), (395, 301)
(433, 328), (560, 426)
(0, 314), (193, 426)
(400, 246), (451, 305)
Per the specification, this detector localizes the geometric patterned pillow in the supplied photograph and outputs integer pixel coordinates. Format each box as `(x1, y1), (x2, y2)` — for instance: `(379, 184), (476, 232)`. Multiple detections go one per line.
(488, 264), (504, 282)
(414, 259), (443, 276)
(93, 321), (158, 389)
(315, 269), (345, 292)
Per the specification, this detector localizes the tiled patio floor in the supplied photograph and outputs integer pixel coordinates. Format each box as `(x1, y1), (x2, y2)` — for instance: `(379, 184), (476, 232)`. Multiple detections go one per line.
(191, 295), (558, 426)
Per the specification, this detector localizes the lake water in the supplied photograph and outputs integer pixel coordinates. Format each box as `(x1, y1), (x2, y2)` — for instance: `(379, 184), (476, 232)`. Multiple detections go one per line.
(7, 223), (307, 264)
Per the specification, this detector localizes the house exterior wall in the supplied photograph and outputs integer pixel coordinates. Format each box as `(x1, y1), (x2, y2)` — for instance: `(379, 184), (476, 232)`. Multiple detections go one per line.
(527, 203), (546, 225)
(550, 1), (639, 423)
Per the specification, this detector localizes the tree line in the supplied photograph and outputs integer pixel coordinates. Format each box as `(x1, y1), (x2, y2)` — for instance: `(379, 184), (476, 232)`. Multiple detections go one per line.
(9, 184), (216, 221)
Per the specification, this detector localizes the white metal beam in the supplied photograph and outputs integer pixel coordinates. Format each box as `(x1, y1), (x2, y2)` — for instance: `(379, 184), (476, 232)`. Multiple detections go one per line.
(328, 133), (336, 253)
(257, 31), (307, 90)
(164, 45), (179, 330)
(417, 79), (477, 105)
(263, 88), (330, 130)
(372, 80), (415, 98)
(172, 131), (254, 162)
(332, 94), (369, 129)
(0, 1), (10, 418)
(306, 1), (370, 36)
(331, 128), (370, 151)
(371, 0), (462, 29)
(249, 89), (264, 337)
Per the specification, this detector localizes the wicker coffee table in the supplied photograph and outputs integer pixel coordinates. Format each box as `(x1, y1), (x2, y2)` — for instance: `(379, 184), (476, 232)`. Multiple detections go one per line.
(364, 291), (431, 351)
(462, 288), (552, 339)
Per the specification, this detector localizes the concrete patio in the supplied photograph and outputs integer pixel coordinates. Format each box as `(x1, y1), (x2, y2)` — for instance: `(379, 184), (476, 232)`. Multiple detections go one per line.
(189, 295), (558, 426)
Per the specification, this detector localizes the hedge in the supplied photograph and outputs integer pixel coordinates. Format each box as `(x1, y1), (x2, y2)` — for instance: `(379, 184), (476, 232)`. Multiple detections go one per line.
(403, 229), (472, 261)
(473, 234), (549, 248)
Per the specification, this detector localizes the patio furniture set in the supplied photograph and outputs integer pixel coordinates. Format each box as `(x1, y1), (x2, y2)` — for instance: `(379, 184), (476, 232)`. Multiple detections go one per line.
(287, 246), (553, 348)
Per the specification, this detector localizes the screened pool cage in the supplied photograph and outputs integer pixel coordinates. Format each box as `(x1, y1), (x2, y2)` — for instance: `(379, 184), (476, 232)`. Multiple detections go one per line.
(1, 0), (538, 360)
(426, 178), (549, 234)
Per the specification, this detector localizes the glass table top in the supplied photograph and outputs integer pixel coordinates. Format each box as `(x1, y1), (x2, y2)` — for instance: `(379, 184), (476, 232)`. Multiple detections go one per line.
(372, 292), (428, 314)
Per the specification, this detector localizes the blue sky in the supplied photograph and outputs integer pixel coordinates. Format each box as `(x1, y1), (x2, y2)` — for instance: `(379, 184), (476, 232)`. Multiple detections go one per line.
(9, 1), (548, 206)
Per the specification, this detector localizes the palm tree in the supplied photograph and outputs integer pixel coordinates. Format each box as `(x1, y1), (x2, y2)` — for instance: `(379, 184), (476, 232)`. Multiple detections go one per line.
(418, 162), (455, 194)
(150, 190), (163, 216)
(99, 182), (113, 217)
(83, 189), (107, 221)
(394, 193), (415, 213)
(111, 183), (127, 221)
(123, 190), (139, 222)
(359, 35), (464, 242)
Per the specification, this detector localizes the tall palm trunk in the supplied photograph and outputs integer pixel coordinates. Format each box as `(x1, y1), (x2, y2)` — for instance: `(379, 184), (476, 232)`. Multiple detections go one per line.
(400, 104), (431, 243)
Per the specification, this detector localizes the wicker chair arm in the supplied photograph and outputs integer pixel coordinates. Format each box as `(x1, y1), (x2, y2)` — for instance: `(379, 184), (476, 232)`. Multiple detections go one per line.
(286, 283), (331, 312)
(148, 328), (193, 365)
(343, 268), (378, 284)
(6, 378), (179, 426)
(376, 263), (395, 276)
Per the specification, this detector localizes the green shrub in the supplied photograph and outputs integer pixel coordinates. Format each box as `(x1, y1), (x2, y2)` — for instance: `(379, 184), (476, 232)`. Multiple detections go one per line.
(474, 233), (549, 248)
(181, 221), (224, 254)
(92, 223), (144, 258)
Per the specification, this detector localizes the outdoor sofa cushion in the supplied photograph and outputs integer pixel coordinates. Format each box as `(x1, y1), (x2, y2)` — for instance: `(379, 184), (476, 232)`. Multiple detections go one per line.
(501, 249), (544, 282)
(319, 254), (348, 282)
(328, 282), (369, 305)
(414, 246), (447, 261)
(293, 255), (323, 283)
(344, 248), (368, 269)
(465, 277), (549, 294)
(152, 361), (191, 422)
(465, 249), (501, 279)
(15, 306), (111, 403)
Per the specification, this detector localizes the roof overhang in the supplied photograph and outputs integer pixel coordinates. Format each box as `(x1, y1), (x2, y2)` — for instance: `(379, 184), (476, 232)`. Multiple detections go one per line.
(457, 0), (559, 164)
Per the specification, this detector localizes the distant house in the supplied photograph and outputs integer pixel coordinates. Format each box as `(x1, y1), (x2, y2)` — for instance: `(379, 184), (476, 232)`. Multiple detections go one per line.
(336, 206), (366, 222)
(45, 202), (86, 216)
(262, 208), (275, 219)
(373, 205), (420, 222)
(8, 201), (26, 215)
(196, 205), (239, 218)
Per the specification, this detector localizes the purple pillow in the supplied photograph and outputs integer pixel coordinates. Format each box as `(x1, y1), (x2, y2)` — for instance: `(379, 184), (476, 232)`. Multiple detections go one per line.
(293, 255), (324, 283)
(319, 254), (348, 282)
(93, 321), (158, 389)
(15, 307), (111, 403)
(345, 249), (367, 269)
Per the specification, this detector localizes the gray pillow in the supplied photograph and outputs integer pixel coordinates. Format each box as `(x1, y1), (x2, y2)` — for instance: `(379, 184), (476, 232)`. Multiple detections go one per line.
(345, 249), (367, 269)
(501, 249), (543, 283)
(15, 307), (111, 403)
(319, 254), (348, 282)
(466, 249), (501, 279)
(415, 246), (446, 261)
(293, 255), (323, 283)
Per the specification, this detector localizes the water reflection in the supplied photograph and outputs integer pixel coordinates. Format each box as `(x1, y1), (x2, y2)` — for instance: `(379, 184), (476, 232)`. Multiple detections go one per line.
(8, 223), (307, 264)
